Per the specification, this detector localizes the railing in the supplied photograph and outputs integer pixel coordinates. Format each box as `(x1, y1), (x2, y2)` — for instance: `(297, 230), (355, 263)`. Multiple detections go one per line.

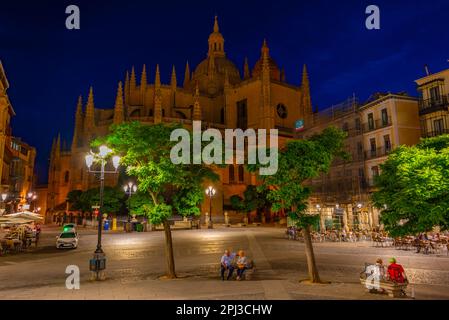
(422, 129), (449, 138)
(364, 146), (391, 160)
(418, 95), (449, 115)
(362, 116), (392, 132)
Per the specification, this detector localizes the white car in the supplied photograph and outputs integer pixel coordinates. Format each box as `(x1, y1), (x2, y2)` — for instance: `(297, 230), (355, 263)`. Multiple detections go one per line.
(56, 231), (79, 249)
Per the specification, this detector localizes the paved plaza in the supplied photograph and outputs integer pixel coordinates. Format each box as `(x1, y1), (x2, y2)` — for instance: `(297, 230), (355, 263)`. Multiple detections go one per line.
(1, 226), (449, 300)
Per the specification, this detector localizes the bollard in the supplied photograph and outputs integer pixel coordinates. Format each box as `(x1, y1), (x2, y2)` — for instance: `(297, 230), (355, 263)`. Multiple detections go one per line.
(112, 218), (117, 231)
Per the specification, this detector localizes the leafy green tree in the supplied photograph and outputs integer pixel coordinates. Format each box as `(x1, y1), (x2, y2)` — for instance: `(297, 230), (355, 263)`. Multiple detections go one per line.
(230, 185), (271, 223)
(128, 191), (153, 217)
(79, 186), (125, 214)
(102, 121), (218, 278)
(66, 190), (83, 211)
(373, 134), (449, 236)
(249, 127), (347, 283)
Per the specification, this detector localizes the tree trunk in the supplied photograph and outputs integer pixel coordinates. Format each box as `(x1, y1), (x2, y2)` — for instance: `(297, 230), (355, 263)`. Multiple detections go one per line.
(163, 220), (177, 279)
(303, 225), (321, 283)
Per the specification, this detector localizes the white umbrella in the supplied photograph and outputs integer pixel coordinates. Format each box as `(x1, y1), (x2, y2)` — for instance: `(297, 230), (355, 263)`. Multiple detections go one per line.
(4, 212), (43, 221)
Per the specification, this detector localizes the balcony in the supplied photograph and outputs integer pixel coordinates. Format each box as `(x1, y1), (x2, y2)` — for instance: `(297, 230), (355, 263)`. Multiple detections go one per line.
(418, 95), (449, 115)
(362, 117), (392, 133)
(422, 129), (449, 138)
(365, 146), (391, 160)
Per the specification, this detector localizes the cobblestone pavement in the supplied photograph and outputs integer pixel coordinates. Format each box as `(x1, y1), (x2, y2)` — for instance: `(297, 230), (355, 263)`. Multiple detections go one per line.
(1, 225), (448, 300)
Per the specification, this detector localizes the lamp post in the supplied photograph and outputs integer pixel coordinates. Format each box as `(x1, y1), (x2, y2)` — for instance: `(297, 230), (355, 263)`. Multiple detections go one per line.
(1, 193), (7, 216)
(205, 186), (216, 229)
(85, 145), (120, 280)
(27, 191), (37, 212)
(124, 182), (137, 225)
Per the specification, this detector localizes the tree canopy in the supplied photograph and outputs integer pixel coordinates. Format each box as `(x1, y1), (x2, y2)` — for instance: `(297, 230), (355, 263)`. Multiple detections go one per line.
(373, 134), (449, 236)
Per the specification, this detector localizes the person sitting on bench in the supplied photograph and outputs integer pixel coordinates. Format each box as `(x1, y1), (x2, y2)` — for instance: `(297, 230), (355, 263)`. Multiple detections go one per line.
(236, 250), (249, 281)
(220, 249), (236, 281)
(387, 257), (407, 283)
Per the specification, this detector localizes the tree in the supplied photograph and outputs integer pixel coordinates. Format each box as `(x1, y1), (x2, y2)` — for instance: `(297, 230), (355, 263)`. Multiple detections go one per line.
(79, 187), (125, 214)
(66, 190), (83, 211)
(249, 127), (347, 283)
(102, 121), (218, 278)
(230, 185), (271, 223)
(373, 134), (449, 237)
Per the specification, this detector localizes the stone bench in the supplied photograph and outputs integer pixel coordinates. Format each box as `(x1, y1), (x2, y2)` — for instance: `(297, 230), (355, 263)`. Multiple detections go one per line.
(360, 271), (408, 298)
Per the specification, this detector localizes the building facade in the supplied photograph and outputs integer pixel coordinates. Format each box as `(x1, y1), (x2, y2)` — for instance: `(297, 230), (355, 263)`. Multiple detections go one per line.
(46, 17), (313, 222)
(302, 92), (420, 231)
(0, 61), (37, 214)
(415, 68), (449, 138)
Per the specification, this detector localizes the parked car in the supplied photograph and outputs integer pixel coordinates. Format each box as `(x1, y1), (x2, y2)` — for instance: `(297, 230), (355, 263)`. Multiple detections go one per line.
(56, 231), (79, 249)
(62, 223), (76, 232)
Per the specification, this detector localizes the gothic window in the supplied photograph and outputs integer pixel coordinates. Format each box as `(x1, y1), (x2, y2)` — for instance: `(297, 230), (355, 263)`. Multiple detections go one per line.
(276, 103), (288, 119)
(149, 109), (154, 117)
(220, 107), (225, 124)
(236, 100), (248, 129)
(130, 109), (141, 117)
(64, 171), (69, 183)
(238, 165), (244, 183)
(162, 109), (165, 117)
(229, 165), (235, 183)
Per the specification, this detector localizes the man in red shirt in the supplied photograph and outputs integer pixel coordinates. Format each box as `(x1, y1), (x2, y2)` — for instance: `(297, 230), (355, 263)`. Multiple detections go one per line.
(387, 257), (407, 283)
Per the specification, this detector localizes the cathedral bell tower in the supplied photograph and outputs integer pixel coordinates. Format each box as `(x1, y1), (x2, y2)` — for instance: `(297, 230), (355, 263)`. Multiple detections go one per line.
(207, 16), (225, 58)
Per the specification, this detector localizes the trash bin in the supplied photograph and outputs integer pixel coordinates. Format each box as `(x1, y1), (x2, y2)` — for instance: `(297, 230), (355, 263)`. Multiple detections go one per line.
(136, 223), (143, 232)
(104, 220), (110, 231)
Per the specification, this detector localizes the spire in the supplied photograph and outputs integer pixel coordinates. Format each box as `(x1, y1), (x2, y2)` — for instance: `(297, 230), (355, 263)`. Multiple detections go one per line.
(155, 64), (161, 89)
(301, 64), (312, 116)
(193, 81), (202, 121)
(154, 64), (162, 123)
(260, 39), (273, 129)
(171, 65), (177, 89)
(71, 95), (83, 150)
(213, 15), (219, 33)
(183, 61), (190, 88)
(208, 15), (225, 57)
(50, 137), (56, 159)
(55, 133), (61, 159)
(243, 57), (250, 80)
(130, 66), (137, 92)
(85, 86), (95, 131)
(113, 81), (124, 124)
(140, 64), (147, 89)
(124, 70), (130, 105)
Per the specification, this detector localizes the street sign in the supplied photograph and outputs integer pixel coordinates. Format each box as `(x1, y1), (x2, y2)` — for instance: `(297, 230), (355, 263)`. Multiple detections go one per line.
(91, 205), (100, 209)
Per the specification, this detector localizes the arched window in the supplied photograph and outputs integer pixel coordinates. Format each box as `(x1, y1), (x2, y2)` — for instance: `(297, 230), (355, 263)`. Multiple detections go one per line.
(149, 109), (154, 117)
(64, 171), (70, 183)
(220, 107), (225, 124)
(162, 109), (165, 117)
(176, 111), (187, 119)
(238, 165), (244, 182)
(229, 165), (235, 183)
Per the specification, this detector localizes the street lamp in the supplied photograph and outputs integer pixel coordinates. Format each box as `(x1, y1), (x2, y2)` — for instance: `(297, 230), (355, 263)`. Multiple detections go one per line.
(1, 193), (7, 216)
(85, 145), (120, 280)
(124, 182), (137, 220)
(205, 186), (216, 229)
(27, 191), (37, 212)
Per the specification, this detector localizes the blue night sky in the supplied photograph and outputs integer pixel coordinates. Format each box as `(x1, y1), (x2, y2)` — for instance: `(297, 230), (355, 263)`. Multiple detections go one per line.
(1, 0), (449, 183)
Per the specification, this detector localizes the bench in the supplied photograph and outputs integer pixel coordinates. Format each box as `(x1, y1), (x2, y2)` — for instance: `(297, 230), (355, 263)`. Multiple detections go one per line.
(360, 267), (408, 298)
(219, 260), (255, 280)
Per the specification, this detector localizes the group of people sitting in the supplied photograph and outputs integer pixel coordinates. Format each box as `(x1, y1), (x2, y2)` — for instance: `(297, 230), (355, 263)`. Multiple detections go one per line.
(372, 257), (408, 284)
(220, 249), (252, 281)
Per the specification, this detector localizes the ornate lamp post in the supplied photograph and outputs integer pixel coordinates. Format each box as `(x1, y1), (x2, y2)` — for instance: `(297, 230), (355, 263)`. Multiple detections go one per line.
(27, 191), (37, 212)
(205, 186), (216, 229)
(1, 193), (7, 216)
(123, 182), (137, 222)
(85, 145), (120, 280)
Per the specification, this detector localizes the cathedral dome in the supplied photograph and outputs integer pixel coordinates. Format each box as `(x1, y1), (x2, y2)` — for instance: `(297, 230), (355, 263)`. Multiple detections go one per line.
(193, 56), (241, 83)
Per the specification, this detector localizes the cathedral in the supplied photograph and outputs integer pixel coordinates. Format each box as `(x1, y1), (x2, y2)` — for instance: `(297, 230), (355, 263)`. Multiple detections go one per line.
(46, 17), (313, 222)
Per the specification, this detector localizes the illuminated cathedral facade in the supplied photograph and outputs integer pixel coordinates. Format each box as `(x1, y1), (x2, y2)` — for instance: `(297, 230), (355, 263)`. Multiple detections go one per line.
(46, 17), (313, 222)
